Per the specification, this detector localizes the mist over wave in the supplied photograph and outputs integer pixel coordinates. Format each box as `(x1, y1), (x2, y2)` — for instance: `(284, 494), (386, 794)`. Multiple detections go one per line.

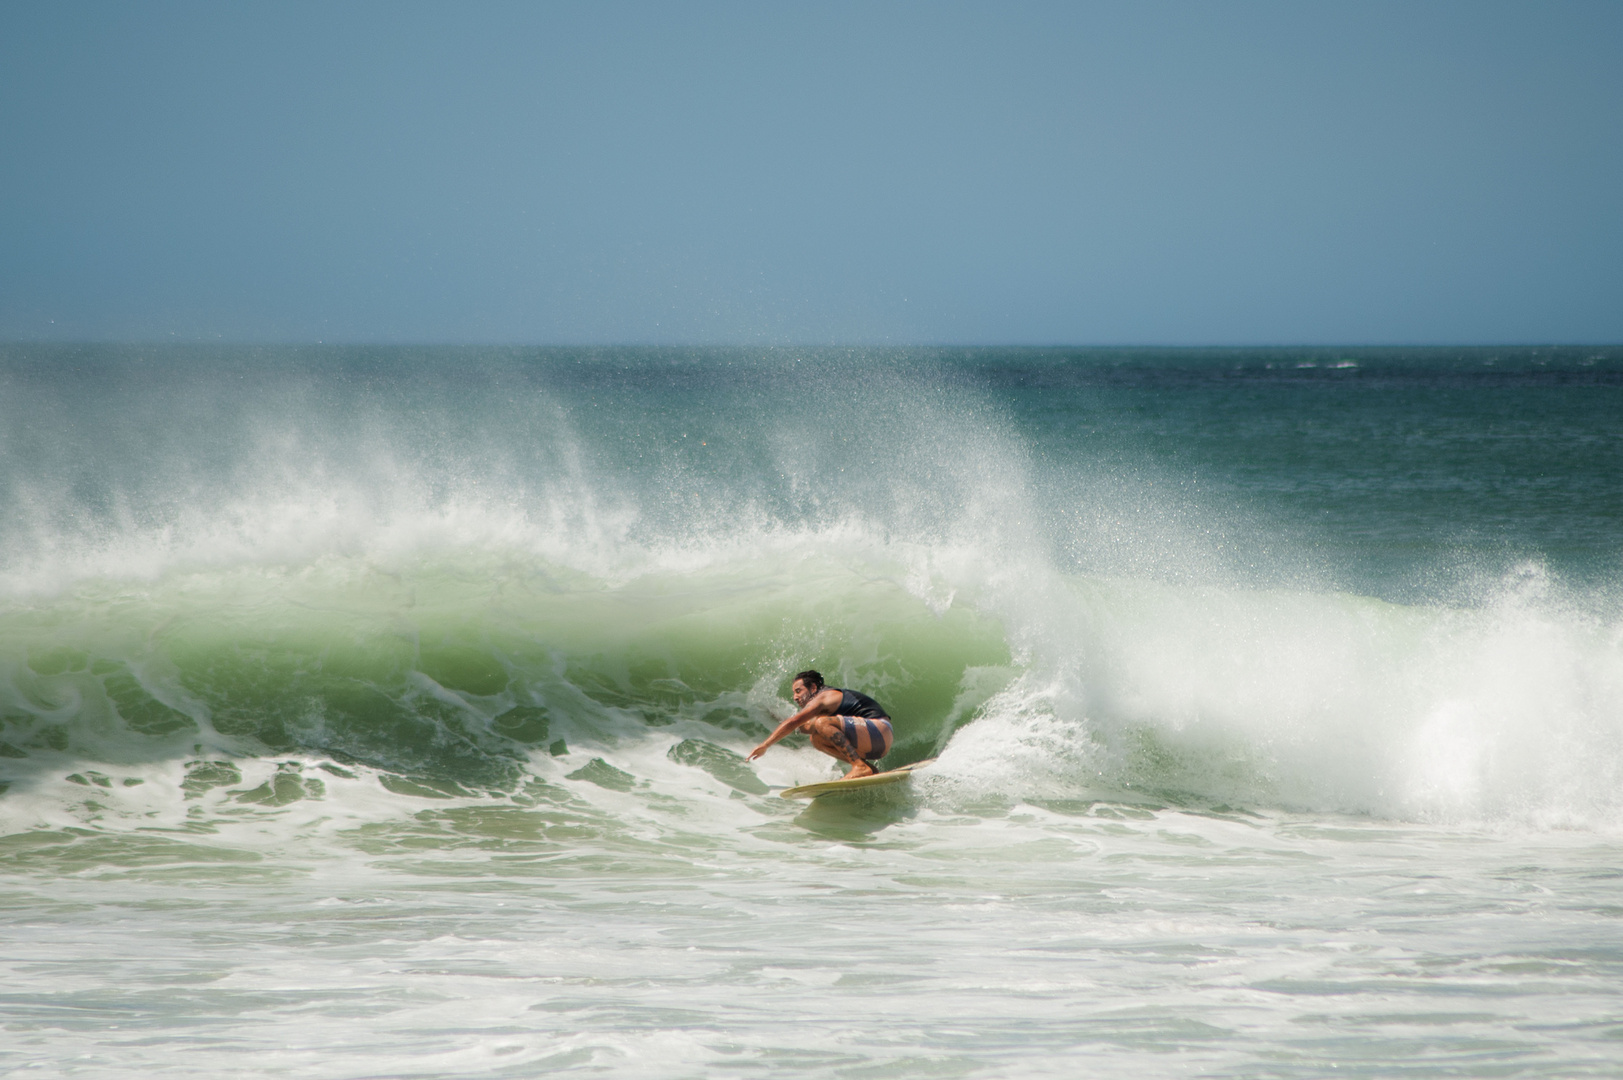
(1, 346), (1620, 831)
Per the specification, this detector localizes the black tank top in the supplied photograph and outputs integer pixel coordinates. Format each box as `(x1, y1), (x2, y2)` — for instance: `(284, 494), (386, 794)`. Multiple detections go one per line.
(836, 688), (889, 720)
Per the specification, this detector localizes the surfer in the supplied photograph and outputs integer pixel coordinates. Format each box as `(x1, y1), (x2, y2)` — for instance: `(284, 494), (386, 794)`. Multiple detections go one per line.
(746, 670), (894, 778)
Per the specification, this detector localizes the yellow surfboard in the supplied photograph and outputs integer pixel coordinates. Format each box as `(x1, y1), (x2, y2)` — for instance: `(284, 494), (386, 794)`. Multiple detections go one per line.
(778, 758), (936, 799)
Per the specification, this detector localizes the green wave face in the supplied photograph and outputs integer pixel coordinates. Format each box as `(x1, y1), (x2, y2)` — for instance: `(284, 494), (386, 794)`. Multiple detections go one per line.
(0, 553), (1012, 793)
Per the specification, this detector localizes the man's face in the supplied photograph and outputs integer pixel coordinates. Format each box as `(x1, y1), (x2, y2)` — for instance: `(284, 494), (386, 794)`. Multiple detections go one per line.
(792, 680), (815, 707)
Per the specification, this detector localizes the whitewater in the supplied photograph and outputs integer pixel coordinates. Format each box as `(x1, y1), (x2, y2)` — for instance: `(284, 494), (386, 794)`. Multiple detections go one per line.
(2, 345), (1621, 1078)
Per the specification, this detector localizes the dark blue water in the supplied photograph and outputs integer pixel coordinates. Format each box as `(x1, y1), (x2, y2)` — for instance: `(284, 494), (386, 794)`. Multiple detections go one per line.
(971, 346), (1623, 600)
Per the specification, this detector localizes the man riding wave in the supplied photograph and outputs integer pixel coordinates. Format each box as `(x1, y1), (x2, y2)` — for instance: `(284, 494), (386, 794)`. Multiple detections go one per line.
(746, 670), (893, 779)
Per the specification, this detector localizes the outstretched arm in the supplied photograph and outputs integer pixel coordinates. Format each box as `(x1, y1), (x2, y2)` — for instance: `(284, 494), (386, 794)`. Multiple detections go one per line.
(746, 689), (842, 761)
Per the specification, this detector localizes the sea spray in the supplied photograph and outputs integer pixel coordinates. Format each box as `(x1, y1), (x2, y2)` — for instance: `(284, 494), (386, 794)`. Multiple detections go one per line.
(935, 566), (1623, 826)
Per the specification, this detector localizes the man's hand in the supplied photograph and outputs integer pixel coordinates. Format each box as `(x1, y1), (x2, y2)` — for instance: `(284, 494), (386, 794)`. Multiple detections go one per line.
(746, 687), (839, 765)
(746, 715), (802, 763)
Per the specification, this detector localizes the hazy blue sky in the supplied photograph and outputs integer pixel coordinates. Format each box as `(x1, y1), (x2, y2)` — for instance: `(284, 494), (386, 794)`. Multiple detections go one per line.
(2, 1), (1619, 344)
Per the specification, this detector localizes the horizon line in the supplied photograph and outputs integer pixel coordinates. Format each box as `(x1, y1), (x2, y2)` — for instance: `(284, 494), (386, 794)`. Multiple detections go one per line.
(2, 339), (1620, 351)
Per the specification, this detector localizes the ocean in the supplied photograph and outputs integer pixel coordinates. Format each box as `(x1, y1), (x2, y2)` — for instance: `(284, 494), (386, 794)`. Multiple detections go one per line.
(2, 345), (1621, 1078)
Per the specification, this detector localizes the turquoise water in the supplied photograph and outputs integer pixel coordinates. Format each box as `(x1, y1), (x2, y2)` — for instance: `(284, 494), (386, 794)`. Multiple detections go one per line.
(1, 346), (1621, 1077)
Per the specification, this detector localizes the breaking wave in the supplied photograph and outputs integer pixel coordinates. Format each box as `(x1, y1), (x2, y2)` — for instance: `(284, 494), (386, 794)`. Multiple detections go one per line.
(2, 346), (1620, 835)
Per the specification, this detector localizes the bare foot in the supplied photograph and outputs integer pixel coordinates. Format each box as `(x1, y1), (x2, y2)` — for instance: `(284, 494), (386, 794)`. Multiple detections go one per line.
(845, 761), (877, 779)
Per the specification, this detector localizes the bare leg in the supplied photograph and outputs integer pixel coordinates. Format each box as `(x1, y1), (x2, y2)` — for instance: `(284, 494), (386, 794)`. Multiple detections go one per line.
(805, 717), (877, 778)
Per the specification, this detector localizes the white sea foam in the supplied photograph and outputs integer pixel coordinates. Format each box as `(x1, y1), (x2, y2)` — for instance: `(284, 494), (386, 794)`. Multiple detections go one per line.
(925, 559), (1623, 829)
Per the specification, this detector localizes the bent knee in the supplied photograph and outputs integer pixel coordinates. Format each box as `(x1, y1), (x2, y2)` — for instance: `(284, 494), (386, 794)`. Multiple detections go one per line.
(803, 715), (844, 738)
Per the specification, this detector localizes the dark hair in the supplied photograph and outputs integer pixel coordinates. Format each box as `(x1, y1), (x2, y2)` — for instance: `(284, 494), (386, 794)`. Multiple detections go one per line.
(793, 669), (824, 689)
